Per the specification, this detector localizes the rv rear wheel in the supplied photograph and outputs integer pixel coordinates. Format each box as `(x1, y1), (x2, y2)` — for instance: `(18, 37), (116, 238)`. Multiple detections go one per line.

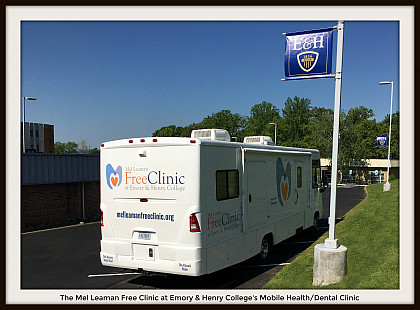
(312, 213), (319, 230)
(258, 236), (271, 262)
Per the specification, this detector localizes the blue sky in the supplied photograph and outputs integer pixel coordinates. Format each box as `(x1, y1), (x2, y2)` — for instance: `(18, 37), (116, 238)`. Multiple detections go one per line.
(21, 20), (399, 149)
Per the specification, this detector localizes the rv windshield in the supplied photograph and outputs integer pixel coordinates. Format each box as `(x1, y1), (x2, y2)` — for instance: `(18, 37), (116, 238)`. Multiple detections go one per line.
(312, 160), (322, 189)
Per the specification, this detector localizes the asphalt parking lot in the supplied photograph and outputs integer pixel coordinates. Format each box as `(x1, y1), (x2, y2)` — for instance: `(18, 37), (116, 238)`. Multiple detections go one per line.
(21, 185), (366, 289)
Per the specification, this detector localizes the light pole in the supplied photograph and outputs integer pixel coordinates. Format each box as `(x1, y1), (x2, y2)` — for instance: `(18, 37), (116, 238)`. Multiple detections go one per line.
(379, 81), (393, 192)
(269, 122), (277, 145)
(22, 96), (36, 153)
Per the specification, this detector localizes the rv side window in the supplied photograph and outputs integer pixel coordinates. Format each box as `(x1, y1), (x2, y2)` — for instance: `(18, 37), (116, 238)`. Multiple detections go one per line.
(297, 167), (302, 188)
(216, 170), (239, 201)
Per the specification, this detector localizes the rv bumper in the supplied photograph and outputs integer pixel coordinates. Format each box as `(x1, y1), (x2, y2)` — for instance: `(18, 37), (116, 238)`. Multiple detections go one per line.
(100, 240), (205, 276)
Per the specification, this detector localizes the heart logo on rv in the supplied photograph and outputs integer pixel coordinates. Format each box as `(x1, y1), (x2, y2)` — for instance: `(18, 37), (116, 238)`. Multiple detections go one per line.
(281, 181), (288, 201)
(276, 157), (292, 206)
(106, 164), (122, 189)
(111, 176), (119, 187)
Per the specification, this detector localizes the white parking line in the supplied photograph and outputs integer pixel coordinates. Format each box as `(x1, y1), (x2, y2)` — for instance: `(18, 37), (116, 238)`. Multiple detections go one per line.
(283, 241), (316, 244)
(22, 221), (100, 235)
(88, 272), (140, 278)
(234, 263), (290, 268)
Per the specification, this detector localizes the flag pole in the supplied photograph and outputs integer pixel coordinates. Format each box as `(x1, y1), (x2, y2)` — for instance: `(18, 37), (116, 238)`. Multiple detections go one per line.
(325, 20), (344, 249)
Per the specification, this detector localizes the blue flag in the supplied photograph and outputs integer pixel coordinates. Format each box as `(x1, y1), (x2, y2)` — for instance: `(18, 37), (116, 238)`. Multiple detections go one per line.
(284, 27), (334, 80)
(376, 136), (389, 147)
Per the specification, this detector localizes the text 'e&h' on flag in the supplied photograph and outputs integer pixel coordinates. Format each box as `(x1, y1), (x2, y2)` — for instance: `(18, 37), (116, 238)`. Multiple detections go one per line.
(284, 27), (334, 80)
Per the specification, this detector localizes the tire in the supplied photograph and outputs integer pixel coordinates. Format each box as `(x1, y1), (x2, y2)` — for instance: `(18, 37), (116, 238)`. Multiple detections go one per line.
(257, 235), (271, 263)
(312, 213), (319, 231)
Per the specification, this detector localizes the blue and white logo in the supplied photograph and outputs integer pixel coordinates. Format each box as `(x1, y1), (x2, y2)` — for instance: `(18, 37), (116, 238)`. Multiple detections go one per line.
(106, 164), (122, 189)
(284, 27), (333, 80)
(376, 136), (389, 147)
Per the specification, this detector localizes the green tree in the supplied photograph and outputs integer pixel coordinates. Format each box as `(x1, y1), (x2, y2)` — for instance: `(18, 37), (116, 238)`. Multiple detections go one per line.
(279, 96), (312, 148)
(88, 148), (100, 154)
(375, 112), (399, 160)
(149, 98), (398, 166)
(153, 123), (201, 138)
(179, 123), (201, 137)
(54, 141), (78, 153)
(338, 106), (376, 176)
(54, 140), (100, 154)
(198, 109), (247, 141)
(304, 107), (334, 158)
(152, 125), (183, 137)
(244, 101), (281, 142)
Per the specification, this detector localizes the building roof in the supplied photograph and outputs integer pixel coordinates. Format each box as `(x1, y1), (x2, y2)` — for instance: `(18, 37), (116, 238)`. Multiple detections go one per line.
(22, 153), (99, 185)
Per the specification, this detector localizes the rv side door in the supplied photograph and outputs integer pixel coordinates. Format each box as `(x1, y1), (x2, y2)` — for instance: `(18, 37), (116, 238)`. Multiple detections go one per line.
(246, 160), (269, 229)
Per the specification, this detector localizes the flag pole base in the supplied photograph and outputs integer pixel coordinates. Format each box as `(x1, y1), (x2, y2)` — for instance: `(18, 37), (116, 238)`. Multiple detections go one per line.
(313, 243), (347, 286)
(324, 238), (339, 249)
(383, 182), (391, 192)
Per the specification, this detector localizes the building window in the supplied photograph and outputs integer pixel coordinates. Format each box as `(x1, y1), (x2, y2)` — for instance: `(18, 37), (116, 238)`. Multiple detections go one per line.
(49, 137), (52, 144)
(30, 130), (33, 136)
(216, 170), (239, 201)
(36, 131), (39, 137)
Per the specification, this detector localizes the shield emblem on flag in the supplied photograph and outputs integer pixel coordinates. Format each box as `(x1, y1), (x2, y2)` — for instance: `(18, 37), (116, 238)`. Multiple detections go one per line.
(376, 136), (388, 147)
(297, 51), (319, 72)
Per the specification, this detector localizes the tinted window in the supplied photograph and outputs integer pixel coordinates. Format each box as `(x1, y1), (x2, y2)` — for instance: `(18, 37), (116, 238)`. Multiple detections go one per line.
(216, 170), (239, 201)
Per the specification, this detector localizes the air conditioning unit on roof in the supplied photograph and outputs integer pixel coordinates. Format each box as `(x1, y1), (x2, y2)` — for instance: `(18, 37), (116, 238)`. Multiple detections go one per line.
(191, 129), (231, 142)
(244, 136), (274, 145)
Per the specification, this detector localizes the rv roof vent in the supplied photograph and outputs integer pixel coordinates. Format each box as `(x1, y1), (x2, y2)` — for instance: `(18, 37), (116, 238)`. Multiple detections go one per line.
(191, 129), (231, 142)
(244, 136), (275, 145)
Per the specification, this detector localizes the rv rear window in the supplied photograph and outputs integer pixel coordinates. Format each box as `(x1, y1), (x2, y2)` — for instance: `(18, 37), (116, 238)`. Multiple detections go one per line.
(216, 170), (239, 201)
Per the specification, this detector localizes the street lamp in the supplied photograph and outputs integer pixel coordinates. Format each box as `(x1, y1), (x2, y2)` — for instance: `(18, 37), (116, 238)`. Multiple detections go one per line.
(269, 122), (277, 145)
(22, 96), (37, 153)
(379, 81), (393, 192)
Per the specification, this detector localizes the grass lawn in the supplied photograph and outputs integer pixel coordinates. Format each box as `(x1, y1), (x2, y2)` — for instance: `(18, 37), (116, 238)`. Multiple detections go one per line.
(264, 179), (399, 289)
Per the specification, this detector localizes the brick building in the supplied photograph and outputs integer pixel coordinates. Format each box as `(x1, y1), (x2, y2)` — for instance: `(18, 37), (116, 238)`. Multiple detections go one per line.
(22, 122), (54, 153)
(21, 153), (100, 232)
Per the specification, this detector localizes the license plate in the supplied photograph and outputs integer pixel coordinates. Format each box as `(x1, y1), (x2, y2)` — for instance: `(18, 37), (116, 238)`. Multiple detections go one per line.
(138, 232), (151, 240)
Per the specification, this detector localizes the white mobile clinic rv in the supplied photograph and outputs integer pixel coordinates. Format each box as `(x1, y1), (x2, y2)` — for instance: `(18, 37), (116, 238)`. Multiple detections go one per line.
(100, 129), (324, 276)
